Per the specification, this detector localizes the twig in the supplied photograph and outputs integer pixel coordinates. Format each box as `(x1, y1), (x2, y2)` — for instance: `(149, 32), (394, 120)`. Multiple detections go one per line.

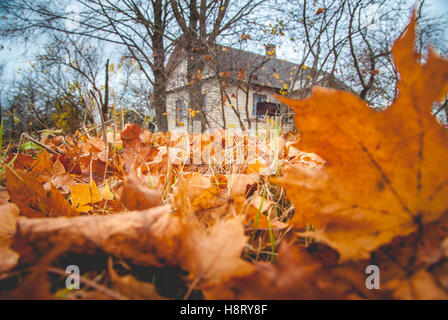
(244, 226), (300, 232)
(46, 267), (127, 300)
(21, 133), (61, 155)
(183, 276), (201, 300)
(74, 119), (114, 142)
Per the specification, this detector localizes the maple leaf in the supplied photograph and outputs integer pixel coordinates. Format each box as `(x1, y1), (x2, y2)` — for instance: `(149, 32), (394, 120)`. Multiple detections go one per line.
(180, 216), (254, 290)
(174, 173), (232, 225)
(0, 203), (20, 273)
(120, 172), (162, 210)
(25, 152), (75, 194)
(205, 242), (347, 299)
(121, 124), (156, 170)
(108, 257), (165, 300)
(274, 15), (448, 261)
(226, 173), (258, 197)
(15, 205), (182, 267)
(70, 180), (101, 212)
(5, 167), (79, 218)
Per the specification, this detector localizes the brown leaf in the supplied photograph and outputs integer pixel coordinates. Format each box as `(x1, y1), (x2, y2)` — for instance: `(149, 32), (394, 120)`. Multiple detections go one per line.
(227, 173), (259, 198)
(0, 203), (20, 273)
(180, 216), (253, 289)
(70, 180), (102, 212)
(274, 15), (448, 261)
(205, 242), (348, 299)
(14, 205), (182, 267)
(108, 257), (165, 300)
(219, 71), (230, 79)
(120, 172), (162, 210)
(121, 124), (156, 170)
(5, 167), (79, 218)
(0, 187), (10, 205)
(316, 8), (325, 15)
(174, 174), (232, 225)
(384, 269), (448, 299)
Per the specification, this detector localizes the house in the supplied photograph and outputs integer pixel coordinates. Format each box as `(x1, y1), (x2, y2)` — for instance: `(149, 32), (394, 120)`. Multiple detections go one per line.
(165, 44), (349, 132)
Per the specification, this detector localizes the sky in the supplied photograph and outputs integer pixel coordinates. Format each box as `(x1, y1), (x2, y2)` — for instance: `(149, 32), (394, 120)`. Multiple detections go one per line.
(275, 0), (448, 64)
(1, 0), (447, 94)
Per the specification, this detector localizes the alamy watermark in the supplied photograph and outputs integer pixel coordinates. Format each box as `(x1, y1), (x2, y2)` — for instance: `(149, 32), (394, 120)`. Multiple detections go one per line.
(65, 265), (80, 290)
(365, 265), (380, 290)
(166, 128), (282, 175)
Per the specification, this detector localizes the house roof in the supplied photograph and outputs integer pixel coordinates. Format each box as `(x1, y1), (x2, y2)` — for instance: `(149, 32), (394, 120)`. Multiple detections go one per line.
(167, 44), (351, 93)
(215, 46), (300, 90)
(215, 46), (353, 93)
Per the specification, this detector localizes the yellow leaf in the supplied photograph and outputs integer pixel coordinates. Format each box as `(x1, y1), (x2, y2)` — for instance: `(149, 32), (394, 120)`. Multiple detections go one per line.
(70, 180), (101, 210)
(100, 181), (114, 201)
(273, 15), (448, 262)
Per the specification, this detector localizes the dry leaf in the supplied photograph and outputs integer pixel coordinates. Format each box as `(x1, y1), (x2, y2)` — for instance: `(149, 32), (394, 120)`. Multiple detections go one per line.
(274, 15), (448, 261)
(108, 257), (165, 300)
(174, 174), (232, 224)
(121, 124), (156, 170)
(180, 216), (253, 289)
(14, 205), (182, 267)
(227, 173), (258, 198)
(384, 269), (448, 299)
(205, 242), (347, 299)
(70, 180), (101, 212)
(5, 167), (79, 217)
(0, 203), (20, 273)
(100, 181), (115, 201)
(120, 172), (161, 210)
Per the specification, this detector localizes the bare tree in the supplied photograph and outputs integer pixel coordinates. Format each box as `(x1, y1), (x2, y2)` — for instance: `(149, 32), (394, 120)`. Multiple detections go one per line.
(275, 0), (448, 107)
(0, 0), (174, 131)
(169, 0), (264, 132)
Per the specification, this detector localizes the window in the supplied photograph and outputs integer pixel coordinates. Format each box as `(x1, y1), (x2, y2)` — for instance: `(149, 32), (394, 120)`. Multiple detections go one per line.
(282, 113), (294, 124)
(202, 94), (207, 115)
(253, 94), (267, 117)
(175, 98), (185, 127)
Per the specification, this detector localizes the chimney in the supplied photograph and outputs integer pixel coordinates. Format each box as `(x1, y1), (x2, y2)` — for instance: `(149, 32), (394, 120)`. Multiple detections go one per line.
(265, 44), (276, 59)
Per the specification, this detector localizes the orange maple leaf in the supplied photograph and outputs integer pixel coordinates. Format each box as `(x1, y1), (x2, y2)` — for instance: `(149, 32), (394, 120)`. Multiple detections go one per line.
(274, 14), (448, 261)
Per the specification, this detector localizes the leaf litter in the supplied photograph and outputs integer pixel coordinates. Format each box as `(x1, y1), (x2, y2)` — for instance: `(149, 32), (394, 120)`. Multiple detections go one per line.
(1, 14), (448, 299)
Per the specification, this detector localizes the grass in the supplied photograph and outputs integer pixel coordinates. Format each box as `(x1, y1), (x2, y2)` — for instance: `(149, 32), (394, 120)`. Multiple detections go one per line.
(0, 123), (301, 298)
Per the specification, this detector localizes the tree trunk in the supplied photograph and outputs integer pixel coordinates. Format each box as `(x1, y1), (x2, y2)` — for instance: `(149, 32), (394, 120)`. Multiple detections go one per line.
(151, 0), (168, 132)
(187, 47), (205, 132)
(103, 59), (109, 122)
(152, 73), (168, 132)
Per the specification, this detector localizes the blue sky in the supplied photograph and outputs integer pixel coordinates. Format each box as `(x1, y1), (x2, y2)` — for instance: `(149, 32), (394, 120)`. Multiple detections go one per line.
(1, 0), (447, 89)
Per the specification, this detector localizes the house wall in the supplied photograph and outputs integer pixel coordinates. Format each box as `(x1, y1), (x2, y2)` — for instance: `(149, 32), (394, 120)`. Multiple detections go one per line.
(166, 60), (295, 132)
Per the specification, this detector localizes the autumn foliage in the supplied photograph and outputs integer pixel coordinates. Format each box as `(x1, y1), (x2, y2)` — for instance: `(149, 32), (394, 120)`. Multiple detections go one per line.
(1, 15), (448, 300)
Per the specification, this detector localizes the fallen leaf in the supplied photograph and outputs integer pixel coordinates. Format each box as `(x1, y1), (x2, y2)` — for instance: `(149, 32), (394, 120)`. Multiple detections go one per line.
(384, 269), (448, 299)
(120, 172), (162, 210)
(0, 203), (20, 273)
(100, 181), (115, 201)
(108, 257), (165, 300)
(205, 242), (347, 299)
(70, 180), (101, 212)
(14, 205), (182, 267)
(180, 216), (253, 289)
(121, 124), (157, 171)
(5, 167), (79, 217)
(174, 174), (232, 225)
(274, 15), (448, 261)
